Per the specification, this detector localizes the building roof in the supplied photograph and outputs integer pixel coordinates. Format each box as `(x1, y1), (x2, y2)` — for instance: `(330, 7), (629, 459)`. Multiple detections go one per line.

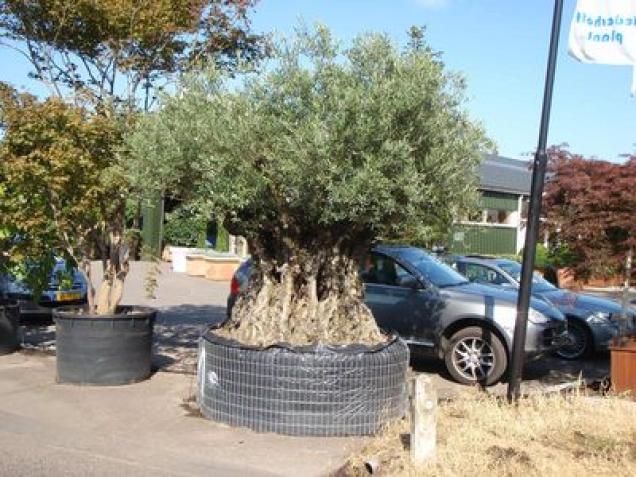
(479, 154), (532, 196)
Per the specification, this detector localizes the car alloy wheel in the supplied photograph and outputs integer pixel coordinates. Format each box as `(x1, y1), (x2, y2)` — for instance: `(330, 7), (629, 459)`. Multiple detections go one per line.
(451, 336), (495, 382)
(444, 326), (507, 386)
(556, 320), (589, 360)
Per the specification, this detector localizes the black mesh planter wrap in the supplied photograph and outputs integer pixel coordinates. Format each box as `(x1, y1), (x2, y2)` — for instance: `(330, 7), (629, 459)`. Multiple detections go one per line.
(53, 306), (156, 385)
(197, 329), (410, 436)
(0, 300), (20, 355)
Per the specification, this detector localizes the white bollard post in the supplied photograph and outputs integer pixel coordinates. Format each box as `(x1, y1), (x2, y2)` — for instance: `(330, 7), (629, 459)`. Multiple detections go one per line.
(411, 375), (437, 465)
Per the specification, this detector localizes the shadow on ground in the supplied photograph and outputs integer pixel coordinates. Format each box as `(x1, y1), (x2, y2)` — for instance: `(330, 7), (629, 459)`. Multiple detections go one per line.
(154, 304), (226, 374)
(20, 323), (56, 352)
(16, 304), (227, 375)
(409, 348), (610, 395)
(523, 353), (610, 385)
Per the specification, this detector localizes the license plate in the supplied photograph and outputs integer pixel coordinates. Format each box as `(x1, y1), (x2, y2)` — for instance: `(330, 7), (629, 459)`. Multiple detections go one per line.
(57, 292), (81, 302)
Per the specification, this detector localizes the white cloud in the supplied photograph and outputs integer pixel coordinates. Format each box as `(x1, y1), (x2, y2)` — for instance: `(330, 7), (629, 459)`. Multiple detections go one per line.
(410, 0), (451, 9)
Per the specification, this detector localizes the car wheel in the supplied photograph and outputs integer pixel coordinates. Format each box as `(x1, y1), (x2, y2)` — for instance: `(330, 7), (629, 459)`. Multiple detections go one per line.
(556, 319), (590, 360)
(444, 326), (507, 386)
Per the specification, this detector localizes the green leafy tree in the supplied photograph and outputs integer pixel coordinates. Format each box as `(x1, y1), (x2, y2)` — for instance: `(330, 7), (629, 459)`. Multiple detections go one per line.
(127, 26), (489, 345)
(0, 0), (266, 108)
(0, 0), (265, 311)
(0, 83), (127, 313)
(163, 204), (208, 247)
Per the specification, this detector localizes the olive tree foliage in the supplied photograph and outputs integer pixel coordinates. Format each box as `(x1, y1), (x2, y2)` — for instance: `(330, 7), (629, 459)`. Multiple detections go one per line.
(127, 26), (489, 345)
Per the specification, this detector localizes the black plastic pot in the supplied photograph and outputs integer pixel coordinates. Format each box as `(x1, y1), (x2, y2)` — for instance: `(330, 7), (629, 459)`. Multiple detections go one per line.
(0, 300), (20, 355)
(198, 329), (410, 436)
(53, 306), (156, 385)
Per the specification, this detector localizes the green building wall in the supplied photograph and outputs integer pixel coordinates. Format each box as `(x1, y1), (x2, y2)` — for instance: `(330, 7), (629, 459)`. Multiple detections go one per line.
(450, 223), (517, 256)
(141, 197), (164, 258)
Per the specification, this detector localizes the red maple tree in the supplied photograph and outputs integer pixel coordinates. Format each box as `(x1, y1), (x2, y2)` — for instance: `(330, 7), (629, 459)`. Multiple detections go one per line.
(543, 146), (635, 281)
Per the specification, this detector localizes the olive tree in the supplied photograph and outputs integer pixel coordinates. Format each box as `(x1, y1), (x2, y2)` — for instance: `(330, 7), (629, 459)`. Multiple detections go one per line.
(127, 26), (489, 345)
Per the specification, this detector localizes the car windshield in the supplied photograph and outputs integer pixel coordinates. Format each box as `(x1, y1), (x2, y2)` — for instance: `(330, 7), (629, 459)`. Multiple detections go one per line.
(398, 249), (469, 288)
(497, 261), (556, 291)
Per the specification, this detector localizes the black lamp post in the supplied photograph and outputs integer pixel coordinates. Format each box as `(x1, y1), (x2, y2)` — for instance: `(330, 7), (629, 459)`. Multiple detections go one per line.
(507, 0), (564, 403)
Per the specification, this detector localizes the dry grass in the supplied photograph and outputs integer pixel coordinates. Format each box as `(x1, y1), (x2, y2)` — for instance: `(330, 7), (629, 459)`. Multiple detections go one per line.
(344, 389), (636, 477)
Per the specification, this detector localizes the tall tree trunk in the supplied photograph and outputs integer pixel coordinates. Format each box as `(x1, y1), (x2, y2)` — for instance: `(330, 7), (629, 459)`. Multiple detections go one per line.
(80, 258), (96, 313)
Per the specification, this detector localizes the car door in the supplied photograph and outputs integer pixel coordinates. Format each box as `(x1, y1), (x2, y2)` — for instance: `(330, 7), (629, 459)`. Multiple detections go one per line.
(361, 252), (439, 346)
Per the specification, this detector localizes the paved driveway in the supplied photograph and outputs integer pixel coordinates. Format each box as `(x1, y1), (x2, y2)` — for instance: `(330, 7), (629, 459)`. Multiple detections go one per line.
(20, 261), (611, 397)
(0, 352), (357, 477)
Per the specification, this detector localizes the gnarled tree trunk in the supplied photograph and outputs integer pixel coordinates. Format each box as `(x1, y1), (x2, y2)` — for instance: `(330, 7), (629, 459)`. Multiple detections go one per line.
(220, 241), (384, 346)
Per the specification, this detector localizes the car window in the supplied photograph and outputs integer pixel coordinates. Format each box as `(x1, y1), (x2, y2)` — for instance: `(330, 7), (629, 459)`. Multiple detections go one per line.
(397, 248), (468, 288)
(360, 254), (414, 287)
(464, 263), (509, 285)
(497, 260), (556, 291)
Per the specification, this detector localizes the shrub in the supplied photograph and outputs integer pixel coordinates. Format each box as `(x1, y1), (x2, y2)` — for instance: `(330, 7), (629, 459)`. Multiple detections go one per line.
(163, 206), (207, 248)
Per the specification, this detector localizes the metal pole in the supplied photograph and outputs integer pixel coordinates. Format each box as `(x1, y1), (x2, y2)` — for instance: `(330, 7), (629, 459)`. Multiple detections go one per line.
(507, 0), (564, 403)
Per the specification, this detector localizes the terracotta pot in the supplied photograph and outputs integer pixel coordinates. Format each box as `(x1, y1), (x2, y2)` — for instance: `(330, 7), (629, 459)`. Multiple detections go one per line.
(610, 336), (636, 400)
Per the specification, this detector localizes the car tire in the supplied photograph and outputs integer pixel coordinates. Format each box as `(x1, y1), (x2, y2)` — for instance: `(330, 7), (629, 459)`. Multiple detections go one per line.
(555, 319), (591, 360)
(444, 326), (507, 386)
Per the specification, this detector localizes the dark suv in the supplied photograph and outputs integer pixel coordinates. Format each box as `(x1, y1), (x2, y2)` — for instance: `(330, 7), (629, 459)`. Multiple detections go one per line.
(227, 246), (566, 386)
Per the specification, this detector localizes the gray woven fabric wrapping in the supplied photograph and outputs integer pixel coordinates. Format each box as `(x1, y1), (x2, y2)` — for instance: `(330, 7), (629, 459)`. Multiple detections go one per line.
(197, 329), (409, 436)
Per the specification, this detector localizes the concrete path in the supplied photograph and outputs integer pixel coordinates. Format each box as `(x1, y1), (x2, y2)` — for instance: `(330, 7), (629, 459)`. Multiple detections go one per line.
(0, 352), (357, 477)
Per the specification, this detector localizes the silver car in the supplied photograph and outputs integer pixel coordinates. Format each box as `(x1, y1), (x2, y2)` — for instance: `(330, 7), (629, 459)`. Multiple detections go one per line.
(449, 256), (636, 360)
(227, 246), (567, 386)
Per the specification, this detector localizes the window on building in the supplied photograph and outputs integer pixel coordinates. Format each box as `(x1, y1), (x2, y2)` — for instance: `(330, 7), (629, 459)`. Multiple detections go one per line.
(485, 209), (510, 224)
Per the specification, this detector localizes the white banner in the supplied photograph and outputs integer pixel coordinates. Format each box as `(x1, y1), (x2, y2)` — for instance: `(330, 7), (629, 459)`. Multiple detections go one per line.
(568, 0), (636, 95)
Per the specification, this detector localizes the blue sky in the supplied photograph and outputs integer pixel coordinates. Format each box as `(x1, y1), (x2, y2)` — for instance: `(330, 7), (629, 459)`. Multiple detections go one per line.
(1, 0), (634, 161)
(249, 0), (636, 162)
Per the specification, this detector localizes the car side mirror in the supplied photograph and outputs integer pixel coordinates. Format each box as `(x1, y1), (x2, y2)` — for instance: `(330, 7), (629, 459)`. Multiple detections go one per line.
(396, 275), (421, 289)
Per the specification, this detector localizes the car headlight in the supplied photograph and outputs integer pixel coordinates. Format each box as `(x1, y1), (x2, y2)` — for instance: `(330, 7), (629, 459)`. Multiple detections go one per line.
(587, 311), (611, 324)
(528, 308), (549, 324)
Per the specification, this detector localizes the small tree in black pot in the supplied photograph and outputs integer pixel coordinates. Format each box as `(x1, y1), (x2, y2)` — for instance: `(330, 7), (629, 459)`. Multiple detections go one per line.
(0, 0), (266, 383)
(0, 86), (157, 384)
